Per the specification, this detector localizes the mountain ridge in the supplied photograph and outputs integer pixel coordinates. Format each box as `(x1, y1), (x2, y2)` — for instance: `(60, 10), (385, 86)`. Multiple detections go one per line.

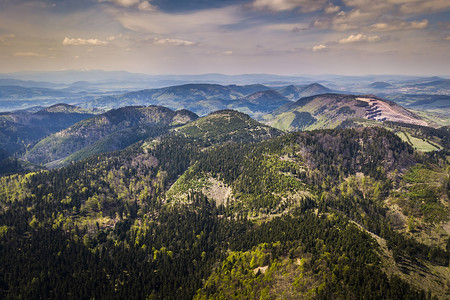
(24, 105), (198, 166)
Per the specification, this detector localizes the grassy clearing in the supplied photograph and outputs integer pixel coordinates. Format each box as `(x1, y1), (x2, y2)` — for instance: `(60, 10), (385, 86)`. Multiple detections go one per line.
(397, 131), (441, 152)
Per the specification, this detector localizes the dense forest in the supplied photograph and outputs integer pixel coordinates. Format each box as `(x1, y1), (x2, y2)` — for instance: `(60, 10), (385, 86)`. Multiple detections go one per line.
(0, 109), (449, 299)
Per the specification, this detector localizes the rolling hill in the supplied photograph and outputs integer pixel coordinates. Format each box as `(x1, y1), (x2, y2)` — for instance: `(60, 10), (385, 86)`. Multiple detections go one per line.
(24, 106), (198, 166)
(0, 104), (97, 156)
(81, 83), (298, 118)
(174, 109), (282, 144)
(83, 84), (270, 110)
(368, 81), (394, 89)
(276, 83), (331, 100)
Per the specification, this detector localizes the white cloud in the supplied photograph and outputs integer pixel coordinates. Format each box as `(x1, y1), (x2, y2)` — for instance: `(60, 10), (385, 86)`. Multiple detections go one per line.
(0, 34), (15, 39)
(153, 38), (197, 46)
(313, 18), (331, 29)
(399, 0), (450, 14)
(223, 50), (233, 55)
(137, 1), (156, 11)
(113, 6), (242, 35)
(343, 0), (391, 11)
(265, 23), (309, 31)
(14, 52), (43, 57)
(0, 33), (15, 44)
(62, 37), (108, 46)
(312, 44), (327, 51)
(370, 19), (428, 31)
(332, 9), (379, 31)
(99, 0), (156, 11)
(446, 36), (450, 40)
(331, 1), (438, 32)
(251, 0), (327, 13)
(324, 3), (340, 14)
(339, 33), (381, 43)
(341, 0), (450, 16)
(99, 0), (141, 8)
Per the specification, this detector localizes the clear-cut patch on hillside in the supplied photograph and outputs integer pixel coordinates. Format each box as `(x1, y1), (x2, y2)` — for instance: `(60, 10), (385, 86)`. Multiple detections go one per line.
(358, 97), (428, 126)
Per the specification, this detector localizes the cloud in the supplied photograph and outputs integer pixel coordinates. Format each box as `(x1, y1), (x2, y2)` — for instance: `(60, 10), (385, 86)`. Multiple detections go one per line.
(370, 19), (428, 31)
(153, 38), (197, 46)
(14, 52), (43, 57)
(223, 50), (233, 55)
(99, 0), (156, 11)
(446, 36), (450, 40)
(339, 33), (381, 43)
(99, 0), (141, 8)
(113, 5), (242, 35)
(312, 44), (327, 51)
(251, 0), (327, 13)
(342, 0), (391, 11)
(332, 9), (379, 31)
(331, 1), (437, 32)
(341, 0), (450, 16)
(62, 37), (108, 46)
(0, 33), (15, 44)
(313, 18), (331, 29)
(265, 23), (309, 31)
(399, 0), (450, 14)
(137, 1), (156, 11)
(324, 3), (340, 14)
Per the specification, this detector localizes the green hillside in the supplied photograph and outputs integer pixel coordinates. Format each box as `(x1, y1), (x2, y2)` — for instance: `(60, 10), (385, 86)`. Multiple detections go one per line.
(24, 106), (198, 165)
(174, 109), (282, 144)
(0, 107), (449, 299)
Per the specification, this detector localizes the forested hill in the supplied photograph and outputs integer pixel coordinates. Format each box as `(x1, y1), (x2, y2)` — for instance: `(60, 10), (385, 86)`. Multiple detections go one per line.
(24, 105), (198, 166)
(0, 104), (96, 156)
(1, 118), (449, 298)
(174, 109), (282, 144)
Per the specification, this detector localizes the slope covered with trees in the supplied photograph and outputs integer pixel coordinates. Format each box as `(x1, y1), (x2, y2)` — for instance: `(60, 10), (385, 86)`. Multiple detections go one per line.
(0, 106), (449, 299)
(24, 106), (198, 166)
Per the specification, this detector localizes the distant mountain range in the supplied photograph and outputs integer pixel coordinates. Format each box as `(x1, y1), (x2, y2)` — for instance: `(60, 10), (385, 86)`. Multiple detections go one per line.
(0, 70), (448, 115)
(80, 83), (338, 118)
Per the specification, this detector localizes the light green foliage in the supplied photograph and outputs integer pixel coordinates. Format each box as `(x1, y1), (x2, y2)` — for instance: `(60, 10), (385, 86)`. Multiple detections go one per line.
(195, 243), (317, 300)
(0, 172), (38, 203)
(396, 163), (449, 223)
(397, 131), (441, 152)
(0, 225), (9, 237)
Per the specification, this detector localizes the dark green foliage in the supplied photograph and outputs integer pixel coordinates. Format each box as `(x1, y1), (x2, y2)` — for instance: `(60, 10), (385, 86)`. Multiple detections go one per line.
(337, 106), (356, 114)
(0, 108), (95, 156)
(25, 106), (197, 165)
(175, 109), (281, 145)
(290, 111), (317, 130)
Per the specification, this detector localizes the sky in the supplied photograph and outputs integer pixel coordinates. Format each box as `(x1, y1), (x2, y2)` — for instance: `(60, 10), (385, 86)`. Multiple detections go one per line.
(0, 0), (449, 76)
